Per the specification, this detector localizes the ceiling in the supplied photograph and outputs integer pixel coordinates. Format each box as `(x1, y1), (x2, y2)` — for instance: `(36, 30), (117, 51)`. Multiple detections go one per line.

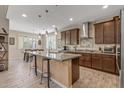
(0, 5), (8, 19)
(7, 5), (124, 34)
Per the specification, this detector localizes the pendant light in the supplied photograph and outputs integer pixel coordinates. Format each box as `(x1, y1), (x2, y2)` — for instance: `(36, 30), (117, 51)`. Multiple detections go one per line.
(38, 14), (42, 39)
(45, 9), (49, 37)
(55, 27), (58, 35)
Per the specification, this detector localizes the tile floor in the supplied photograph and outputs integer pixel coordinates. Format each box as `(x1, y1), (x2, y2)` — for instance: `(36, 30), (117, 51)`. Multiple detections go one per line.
(0, 60), (119, 88)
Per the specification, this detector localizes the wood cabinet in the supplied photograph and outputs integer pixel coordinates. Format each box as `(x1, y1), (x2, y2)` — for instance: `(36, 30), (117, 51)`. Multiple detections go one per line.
(72, 58), (79, 84)
(92, 54), (102, 70)
(114, 16), (120, 44)
(78, 52), (117, 74)
(70, 29), (79, 45)
(94, 19), (119, 44)
(61, 28), (79, 45)
(103, 21), (115, 44)
(95, 23), (104, 44)
(79, 57), (85, 66)
(61, 31), (66, 45)
(66, 31), (71, 45)
(102, 55), (116, 73)
(117, 20), (120, 44)
(79, 53), (92, 68)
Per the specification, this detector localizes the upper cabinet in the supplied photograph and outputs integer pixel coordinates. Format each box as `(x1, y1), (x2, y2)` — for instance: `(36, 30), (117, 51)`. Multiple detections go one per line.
(94, 17), (120, 44)
(95, 23), (104, 44)
(117, 20), (120, 44)
(61, 28), (79, 45)
(103, 21), (115, 44)
(114, 16), (120, 44)
(66, 31), (71, 45)
(61, 31), (66, 45)
(70, 29), (79, 45)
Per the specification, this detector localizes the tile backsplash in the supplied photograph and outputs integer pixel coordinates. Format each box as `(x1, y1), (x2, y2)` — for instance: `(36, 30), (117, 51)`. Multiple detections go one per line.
(80, 39), (94, 49)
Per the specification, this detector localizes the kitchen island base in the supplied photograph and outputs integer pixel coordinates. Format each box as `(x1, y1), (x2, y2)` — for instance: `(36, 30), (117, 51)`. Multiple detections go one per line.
(50, 58), (79, 87)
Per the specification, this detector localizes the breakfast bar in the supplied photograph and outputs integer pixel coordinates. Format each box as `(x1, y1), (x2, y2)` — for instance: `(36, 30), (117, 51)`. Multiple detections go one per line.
(26, 51), (81, 88)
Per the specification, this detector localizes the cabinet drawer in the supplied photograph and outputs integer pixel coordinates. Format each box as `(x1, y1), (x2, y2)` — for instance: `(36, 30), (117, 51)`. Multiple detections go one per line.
(92, 54), (101, 57)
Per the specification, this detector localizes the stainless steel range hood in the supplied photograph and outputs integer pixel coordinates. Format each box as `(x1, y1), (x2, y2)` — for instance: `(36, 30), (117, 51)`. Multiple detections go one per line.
(81, 22), (92, 39)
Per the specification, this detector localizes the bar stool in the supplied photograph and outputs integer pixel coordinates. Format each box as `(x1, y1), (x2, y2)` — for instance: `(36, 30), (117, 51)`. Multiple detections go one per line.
(23, 51), (29, 62)
(40, 58), (50, 84)
(28, 54), (34, 75)
(23, 51), (26, 61)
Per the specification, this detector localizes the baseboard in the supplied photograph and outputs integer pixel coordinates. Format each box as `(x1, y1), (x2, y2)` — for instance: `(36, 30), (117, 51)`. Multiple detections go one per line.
(37, 69), (67, 88)
(50, 78), (66, 88)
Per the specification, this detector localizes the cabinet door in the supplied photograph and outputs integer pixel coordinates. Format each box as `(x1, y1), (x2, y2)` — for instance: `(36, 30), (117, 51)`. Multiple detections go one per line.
(61, 32), (66, 45)
(72, 58), (79, 84)
(116, 20), (120, 44)
(95, 23), (104, 44)
(70, 29), (79, 45)
(79, 56), (85, 66)
(81, 53), (91, 67)
(102, 55), (116, 73)
(103, 21), (115, 44)
(92, 54), (102, 70)
(66, 31), (71, 45)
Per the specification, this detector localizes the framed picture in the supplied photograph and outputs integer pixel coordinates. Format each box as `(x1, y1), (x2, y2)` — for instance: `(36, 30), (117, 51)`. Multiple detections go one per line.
(9, 37), (15, 45)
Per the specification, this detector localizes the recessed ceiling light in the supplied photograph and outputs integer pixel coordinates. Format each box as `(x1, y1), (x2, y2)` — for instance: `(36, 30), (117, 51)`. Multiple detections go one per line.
(102, 5), (109, 9)
(22, 14), (27, 17)
(52, 25), (56, 28)
(69, 18), (73, 21)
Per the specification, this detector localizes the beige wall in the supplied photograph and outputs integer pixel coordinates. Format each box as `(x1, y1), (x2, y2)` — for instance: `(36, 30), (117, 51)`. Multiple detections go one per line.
(0, 5), (8, 19)
(9, 30), (39, 61)
(0, 17), (9, 69)
(0, 18), (9, 33)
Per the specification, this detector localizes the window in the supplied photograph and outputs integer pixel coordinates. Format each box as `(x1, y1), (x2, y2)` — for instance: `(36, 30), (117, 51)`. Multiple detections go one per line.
(46, 34), (56, 50)
(18, 35), (38, 49)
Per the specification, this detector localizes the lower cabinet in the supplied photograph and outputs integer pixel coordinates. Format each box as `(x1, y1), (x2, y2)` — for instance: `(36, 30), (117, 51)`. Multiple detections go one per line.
(92, 54), (102, 70)
(102, 55), (116, 73)
(79, 53), (92, 68)
(67, 52), (117, 74)
(79, 53), (117, 74)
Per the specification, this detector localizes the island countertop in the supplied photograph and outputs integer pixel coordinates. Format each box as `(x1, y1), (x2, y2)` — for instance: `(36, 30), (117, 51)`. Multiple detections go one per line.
(26, 51), (81, 61)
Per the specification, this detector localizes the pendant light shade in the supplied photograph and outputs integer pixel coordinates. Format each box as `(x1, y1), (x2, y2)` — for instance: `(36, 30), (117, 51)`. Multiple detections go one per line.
(38, 33), (42, 39)
(55, 27), (58, 35)
(46, 31), (48, 37)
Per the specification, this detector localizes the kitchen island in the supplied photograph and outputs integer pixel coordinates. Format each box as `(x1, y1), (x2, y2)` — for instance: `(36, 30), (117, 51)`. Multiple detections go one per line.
(26, 51), (81, 88)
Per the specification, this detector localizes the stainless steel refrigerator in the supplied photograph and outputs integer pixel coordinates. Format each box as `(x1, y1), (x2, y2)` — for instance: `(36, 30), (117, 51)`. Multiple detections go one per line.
(120, 8), (124, 88)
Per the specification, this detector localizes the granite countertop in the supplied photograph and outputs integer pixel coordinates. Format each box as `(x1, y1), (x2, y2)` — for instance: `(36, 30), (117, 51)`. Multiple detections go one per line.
(62, 50), (116, 55)
(26, 51), (81, 62)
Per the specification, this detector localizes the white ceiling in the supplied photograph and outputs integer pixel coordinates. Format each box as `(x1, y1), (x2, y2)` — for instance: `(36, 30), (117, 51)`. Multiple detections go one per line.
(0, 5), (8, 18)
(7, 5), (124, 34)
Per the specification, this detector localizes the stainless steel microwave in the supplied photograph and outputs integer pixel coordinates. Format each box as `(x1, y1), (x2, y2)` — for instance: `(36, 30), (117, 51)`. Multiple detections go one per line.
(103, 47), (115, 53)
